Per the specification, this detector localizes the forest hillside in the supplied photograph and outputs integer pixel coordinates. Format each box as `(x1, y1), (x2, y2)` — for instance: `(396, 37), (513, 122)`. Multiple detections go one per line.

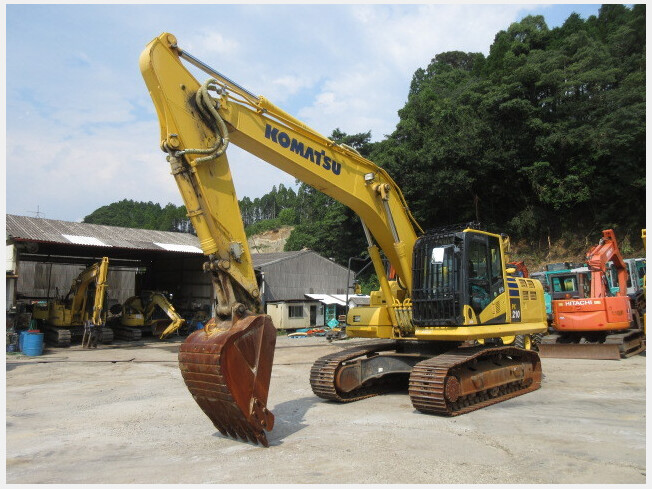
(83, 5), (646, 274)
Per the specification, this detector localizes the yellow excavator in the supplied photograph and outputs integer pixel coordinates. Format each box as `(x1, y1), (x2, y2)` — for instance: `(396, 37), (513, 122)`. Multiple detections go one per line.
(140, 33), (548, 447)
(110, 291), (186, 340)
(32, 257), (112, 347)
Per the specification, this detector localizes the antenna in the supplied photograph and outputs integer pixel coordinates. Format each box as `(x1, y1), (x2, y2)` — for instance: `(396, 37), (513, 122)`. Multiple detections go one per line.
(28, 205), (44, 218)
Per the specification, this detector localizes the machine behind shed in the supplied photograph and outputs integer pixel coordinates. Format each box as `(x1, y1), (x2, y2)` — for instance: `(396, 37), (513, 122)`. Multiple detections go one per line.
(32, 257), (113, 348)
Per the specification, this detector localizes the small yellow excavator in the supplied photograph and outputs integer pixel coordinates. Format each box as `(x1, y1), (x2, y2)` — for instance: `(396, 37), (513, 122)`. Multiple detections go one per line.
(140, 33), (548, 447)
(109, 291), (186, 340)
(32, 257), (112, 347)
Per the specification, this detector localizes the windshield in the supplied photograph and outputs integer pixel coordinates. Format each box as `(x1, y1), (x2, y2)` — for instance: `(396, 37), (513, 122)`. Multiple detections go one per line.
(423, 245), (457, 295)
(551, 275), (578, 293)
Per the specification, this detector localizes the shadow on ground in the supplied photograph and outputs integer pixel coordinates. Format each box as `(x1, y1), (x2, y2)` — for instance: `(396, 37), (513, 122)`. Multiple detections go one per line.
(268, 396), (323, 446)
(208, 395), (321, 447)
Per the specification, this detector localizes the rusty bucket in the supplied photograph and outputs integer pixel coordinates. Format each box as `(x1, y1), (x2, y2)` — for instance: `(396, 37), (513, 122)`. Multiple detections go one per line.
(179, 313), (276, 446)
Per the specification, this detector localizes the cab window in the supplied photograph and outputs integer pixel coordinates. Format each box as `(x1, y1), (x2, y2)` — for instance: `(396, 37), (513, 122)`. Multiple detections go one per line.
(488, 237), (503, 296)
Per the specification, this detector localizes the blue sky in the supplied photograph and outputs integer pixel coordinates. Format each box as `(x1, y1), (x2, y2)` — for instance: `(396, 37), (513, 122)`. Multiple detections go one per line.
(5, 3), (605, 222)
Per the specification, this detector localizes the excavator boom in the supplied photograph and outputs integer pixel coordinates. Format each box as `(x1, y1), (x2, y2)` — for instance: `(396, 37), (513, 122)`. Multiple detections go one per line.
(585, 229), (628, 297)
(140, 33), (420, 297)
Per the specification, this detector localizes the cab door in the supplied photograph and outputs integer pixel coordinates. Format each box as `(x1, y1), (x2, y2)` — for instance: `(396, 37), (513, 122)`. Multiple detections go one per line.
(465, 233), (505, 323)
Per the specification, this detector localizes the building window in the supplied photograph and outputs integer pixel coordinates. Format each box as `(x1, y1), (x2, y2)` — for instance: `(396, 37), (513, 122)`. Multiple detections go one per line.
(288, 305), (304, 318)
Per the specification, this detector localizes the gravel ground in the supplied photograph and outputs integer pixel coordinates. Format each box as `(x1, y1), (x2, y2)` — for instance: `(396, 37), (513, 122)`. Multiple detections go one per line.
(5, 335), (646, 484)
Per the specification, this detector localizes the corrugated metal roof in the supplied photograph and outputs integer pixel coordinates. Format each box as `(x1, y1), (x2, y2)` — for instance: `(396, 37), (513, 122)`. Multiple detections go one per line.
(6, 214), (203, 253)
(251, 249), (347, 272)
(6, 216), (346, 275)
(153, 242), (203, 253)
(251, 250), (311, 267)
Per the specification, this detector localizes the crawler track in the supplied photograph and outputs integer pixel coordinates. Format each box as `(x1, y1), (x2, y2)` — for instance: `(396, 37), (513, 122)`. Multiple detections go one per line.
(310, 343), (542, 416)
(44, 326), (72, 347)
(539, 330), (645, 360)
(408, 346), (542, 416)
(309, 342), (398, 402)
(44, 324), (113, 347)
(110, 326), (143, 341)
(605, 330), (645, 357)
(99, 326), (113, 344)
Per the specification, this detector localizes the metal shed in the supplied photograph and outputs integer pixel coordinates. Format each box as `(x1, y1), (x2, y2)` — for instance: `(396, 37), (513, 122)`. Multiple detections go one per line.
(5, 214), (211, 317)
(252, 249), (349, 301)
(253, 250), (350, 329)
(6, 215), (352, 330)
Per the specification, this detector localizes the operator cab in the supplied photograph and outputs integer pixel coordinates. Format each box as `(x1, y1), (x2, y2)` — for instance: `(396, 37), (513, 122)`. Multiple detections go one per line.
(411, 225), (506, 326)
(548, 268), (591, 300)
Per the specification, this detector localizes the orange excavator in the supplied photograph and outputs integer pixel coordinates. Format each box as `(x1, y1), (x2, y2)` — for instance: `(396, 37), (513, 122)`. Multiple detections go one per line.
(539, 229), (645, 359)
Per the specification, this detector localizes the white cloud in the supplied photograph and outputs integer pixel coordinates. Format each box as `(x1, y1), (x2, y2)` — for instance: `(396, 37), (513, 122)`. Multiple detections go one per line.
(294, 4), (536, 140)
(350, 4), (529, 69)
(187, 31), (240, 56)
(269, 75), (315, 100)
(6, 4), (560, 222)
(6, 112), (181, 219)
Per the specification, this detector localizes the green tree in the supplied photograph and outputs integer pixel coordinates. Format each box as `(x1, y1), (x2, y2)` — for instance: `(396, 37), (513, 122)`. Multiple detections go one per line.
(83, 200), (193, 233)
(372, 5), (645, 246)
(284, 129), (375, 266)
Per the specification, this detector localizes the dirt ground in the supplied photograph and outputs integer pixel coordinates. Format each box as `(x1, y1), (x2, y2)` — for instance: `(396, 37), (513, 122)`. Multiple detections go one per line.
(5, 335), (646, 484)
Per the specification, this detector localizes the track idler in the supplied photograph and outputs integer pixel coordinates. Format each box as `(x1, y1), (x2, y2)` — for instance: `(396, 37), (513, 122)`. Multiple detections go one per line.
(178, 313), (276, 446)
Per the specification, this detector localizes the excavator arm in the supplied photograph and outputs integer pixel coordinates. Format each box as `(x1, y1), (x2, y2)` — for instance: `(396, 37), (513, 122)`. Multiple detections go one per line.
(144, 292), (186, 339)
(585, 229), (627, 297)
(89, 257), (109, 326)
(67, 257), (109, 325)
